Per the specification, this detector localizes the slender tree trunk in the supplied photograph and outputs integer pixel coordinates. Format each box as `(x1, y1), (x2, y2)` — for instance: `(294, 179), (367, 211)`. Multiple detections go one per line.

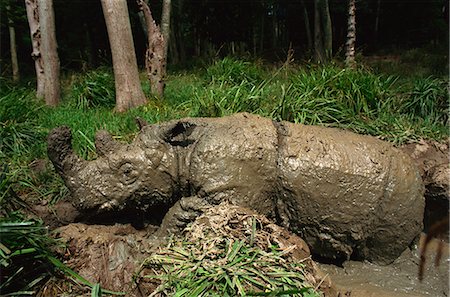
(7, 6), (20, 83)
(101, 0), (147, 112)
(374, 0), (381, 45)
(345, 0), (356, 69)
(161, 0), (171, 62)
(259, 8), (265, 52)
(169, 22), (179, 64)
(138, 9), (148, 40)
(314, 0), (324, 62)
(24, 0), (44, 98)
(83, 22), (94, 68)
(314, 0), (332, 63)
(321, 0), (332, 60)
(38, 0), (60, 106)
(300, 0), (312, 52)
(174, 0), (185, 63)
(137, 0), (166, 98)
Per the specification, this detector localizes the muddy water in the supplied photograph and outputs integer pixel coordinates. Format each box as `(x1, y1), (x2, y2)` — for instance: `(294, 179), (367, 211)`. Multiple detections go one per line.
(318, 234), (449, 297)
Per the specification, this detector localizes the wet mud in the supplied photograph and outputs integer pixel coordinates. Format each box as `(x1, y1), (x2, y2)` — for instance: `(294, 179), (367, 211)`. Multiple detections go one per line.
(319, 235), (449, 297)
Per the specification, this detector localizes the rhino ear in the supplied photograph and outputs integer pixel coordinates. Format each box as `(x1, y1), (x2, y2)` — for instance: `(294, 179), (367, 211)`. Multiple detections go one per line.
(95, 130), (121, 156)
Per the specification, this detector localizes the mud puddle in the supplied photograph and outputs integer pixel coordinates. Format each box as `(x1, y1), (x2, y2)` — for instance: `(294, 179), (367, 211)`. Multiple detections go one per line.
(318, 234), (449, 297)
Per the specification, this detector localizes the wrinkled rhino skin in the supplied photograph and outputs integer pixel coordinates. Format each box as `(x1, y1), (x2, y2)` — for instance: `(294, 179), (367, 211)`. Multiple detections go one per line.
(48, 113), (424, 264)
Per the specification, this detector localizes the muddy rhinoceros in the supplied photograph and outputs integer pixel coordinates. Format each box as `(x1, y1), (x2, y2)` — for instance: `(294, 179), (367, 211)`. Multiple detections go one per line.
(48, 113), (424, 264)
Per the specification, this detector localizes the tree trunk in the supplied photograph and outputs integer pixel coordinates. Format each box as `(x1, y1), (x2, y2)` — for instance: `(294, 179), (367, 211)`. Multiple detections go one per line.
(300, 0), (312, 52)
(314, 0), (324, 62)
(374, 0), (381, 45)
(101, 0), (147, 112)
(38, 0), (60, 106)
(321, 0), (332, 60)
(259, 8), (265, 52)
(314, 0), (332, 63)
(24, 0), (45, 98)
(161, 0), (171, 62)
(345, 0), (356, 69)
(7, 5), (20, 83)
(137, 0), (166, 98)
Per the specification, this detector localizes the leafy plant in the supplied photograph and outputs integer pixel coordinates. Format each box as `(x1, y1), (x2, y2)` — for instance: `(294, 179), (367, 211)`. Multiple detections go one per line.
(70, 68), (115, 109)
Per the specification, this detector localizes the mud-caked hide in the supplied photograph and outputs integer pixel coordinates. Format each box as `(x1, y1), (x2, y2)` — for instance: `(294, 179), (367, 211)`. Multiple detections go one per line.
(48, 113), (424, 264)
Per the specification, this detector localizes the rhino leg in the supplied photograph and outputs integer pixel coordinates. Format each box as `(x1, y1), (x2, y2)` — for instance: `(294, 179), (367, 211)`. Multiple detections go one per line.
(157, 196), (211, 236)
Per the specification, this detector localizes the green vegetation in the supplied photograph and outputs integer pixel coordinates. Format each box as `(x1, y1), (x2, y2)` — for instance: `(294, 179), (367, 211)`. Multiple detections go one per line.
(0, 56), (448, 294)
(140, 239), (319, 297)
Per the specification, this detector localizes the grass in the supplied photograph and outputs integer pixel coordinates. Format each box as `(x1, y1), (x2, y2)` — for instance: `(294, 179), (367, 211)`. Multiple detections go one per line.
(140, 239), (319, 297)
(0, 53), (448, 294)
(137, 203), (322, 296)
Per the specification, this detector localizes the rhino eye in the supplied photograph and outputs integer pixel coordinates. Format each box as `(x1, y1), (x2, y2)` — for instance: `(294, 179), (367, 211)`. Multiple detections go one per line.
(119, 162), (139, 185)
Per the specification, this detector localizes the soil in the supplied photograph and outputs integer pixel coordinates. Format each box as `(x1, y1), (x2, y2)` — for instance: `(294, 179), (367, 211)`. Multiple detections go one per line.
(318, 234), (449, 297)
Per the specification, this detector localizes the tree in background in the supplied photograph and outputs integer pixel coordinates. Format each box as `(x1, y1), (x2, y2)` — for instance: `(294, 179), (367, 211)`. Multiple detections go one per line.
(161, 0), (171, 61)
(314, 0), (332, 63)
(6, 4), (19, 83)
(345, 0), (356, 69)
(38, 0), (60, 106)
(24, 0), (45, 98)
(138, 0), (166, 98)
(101, 0), (147, 112)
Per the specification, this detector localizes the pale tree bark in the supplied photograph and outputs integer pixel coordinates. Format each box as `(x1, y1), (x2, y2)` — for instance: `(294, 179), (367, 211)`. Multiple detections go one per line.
(101, 0), (147, 112)
(345, 0), (356, 69)
(161, 0), (171, 61)
(24, 0), (44, 98)
(137, 0), (166, 98)
(38, 0), (60, 106)
(7, 5), (20, 83)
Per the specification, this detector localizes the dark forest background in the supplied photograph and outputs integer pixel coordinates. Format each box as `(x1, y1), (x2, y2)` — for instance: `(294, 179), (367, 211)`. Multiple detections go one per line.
(1, 0), (448, 76)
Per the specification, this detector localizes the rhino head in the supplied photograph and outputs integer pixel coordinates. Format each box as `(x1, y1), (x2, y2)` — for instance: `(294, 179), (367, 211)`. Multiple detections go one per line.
(47, 125), (178, 222)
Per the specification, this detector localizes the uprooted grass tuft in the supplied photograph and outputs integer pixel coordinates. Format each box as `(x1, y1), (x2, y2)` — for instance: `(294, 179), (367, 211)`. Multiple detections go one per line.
(140, 240), (320, 297)
(138, 203), (323, 297)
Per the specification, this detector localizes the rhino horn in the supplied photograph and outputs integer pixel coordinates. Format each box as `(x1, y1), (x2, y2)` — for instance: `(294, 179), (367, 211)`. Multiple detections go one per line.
(95, 130), (122, 156)
(47, 126), (87, 175)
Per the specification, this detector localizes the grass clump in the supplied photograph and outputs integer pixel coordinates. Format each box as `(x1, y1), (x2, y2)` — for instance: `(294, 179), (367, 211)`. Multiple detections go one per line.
(0, 86), (45, 160)
(204, 57), (266, 85)
(69, 67), (115, 109)
(142, 240), (319, 297)
(400, 76), (448, 123)
(0, 211), (62, 295)
(138, 203), (323, 297)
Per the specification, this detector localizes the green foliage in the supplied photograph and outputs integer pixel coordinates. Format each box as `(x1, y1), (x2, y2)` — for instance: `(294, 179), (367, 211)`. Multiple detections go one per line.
(140, 239), (320, 297)
(274, 66), (398, 124)
(400, 77), (448, 123)
(0, 211), (62, 295)
(0, 86), (45, 160)
(205, 57), (266, 85)
(69, 68), (115, 109)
